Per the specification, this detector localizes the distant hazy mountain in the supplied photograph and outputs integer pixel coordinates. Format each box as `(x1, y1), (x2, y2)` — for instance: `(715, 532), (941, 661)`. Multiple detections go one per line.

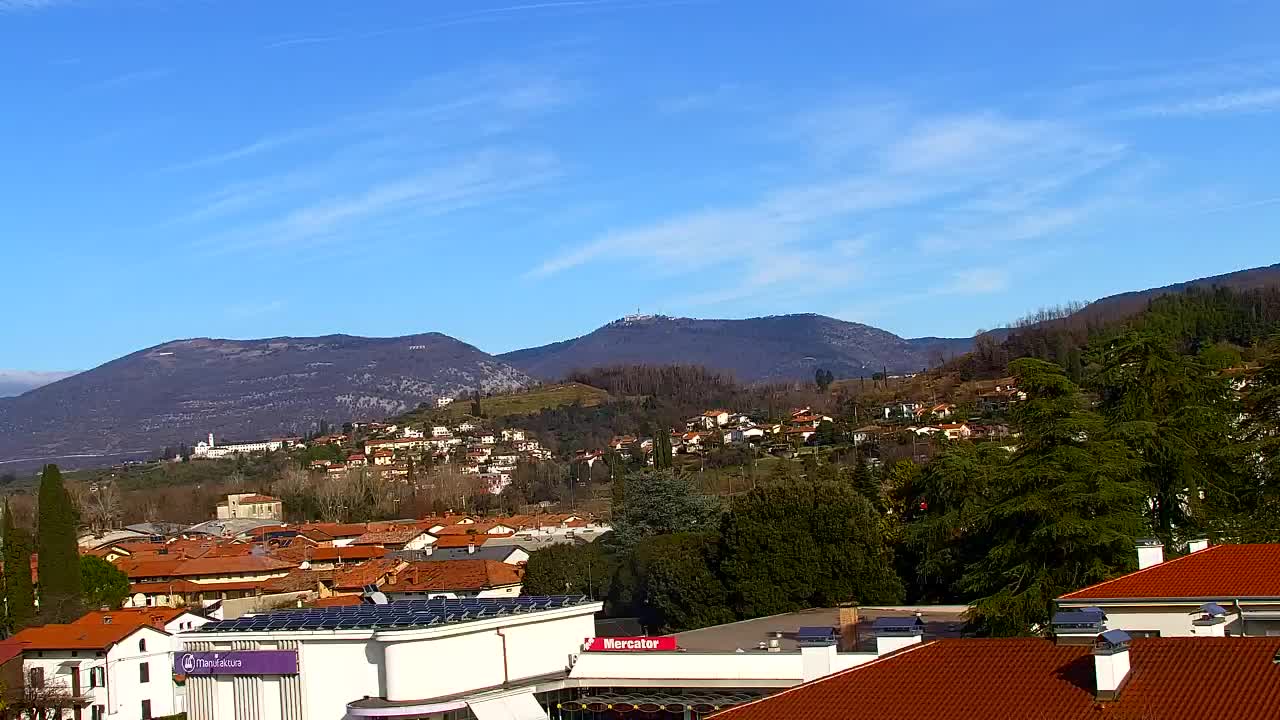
(500, 314), (977, 382)
(0, 370), (78, 398)
(0, 334), (531, 469)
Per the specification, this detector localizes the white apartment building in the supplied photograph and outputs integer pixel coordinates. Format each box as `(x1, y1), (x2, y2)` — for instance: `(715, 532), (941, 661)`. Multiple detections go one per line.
(215, 493), (283, 521)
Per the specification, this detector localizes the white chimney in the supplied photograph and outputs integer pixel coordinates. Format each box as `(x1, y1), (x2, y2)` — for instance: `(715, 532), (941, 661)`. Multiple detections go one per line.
(1191, 602), (1228, 637)
(801, 643), (837, 682)
(872, 615), (925, 656)
(1187, 538), (1210, 554)
(1136, 538), (1164, 569)
(1093, 630), (1132, 701)
(467, 542), (476, 554)
(767, 632), (781, 653)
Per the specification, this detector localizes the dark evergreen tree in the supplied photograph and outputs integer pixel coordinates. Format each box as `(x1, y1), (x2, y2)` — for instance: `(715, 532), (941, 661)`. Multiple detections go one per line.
(37, 464), (83, 623)
(630, 533), (733, 633)
(2, 500), (36, 632)
(611, 469), (721, 546)
(652, 429), (673, 470)
(719, 477), (903, 618)
(960, 359), (1146, 636)
(1093, 332), (1236, 544)
(471, 392), (483, 417)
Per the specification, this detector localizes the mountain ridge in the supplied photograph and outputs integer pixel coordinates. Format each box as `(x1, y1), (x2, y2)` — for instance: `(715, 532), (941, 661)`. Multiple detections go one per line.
(499, 312), (972, 382)
(0, 332), (531, 470)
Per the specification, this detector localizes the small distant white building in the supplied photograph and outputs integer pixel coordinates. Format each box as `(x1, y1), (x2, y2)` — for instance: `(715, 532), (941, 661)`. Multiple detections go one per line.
(402, 427), (424, 439)
(435, 396), (455, 408)
(192, 433), (288, 460)
(431, 426), (450, 437)
(216, 493), (283, 521)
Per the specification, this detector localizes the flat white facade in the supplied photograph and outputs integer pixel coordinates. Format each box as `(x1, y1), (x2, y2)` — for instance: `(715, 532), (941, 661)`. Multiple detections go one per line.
(22, 626), (176, 720)
(181, 603), (599, 720)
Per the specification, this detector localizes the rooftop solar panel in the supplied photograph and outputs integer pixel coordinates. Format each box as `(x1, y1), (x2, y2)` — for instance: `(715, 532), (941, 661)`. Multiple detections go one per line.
(194, 595), (592, 634)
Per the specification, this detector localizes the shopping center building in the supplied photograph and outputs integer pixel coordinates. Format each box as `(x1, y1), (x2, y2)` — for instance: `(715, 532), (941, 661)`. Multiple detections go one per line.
(178, 596), (951, 720)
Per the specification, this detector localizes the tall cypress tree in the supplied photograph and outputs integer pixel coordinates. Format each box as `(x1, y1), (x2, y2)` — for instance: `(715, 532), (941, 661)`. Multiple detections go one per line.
(2, 500), (36, 632)
(37, 464), (83, 623)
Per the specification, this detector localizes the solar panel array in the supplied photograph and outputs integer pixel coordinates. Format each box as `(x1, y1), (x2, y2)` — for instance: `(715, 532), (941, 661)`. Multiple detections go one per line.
(198, 595), (591, 633)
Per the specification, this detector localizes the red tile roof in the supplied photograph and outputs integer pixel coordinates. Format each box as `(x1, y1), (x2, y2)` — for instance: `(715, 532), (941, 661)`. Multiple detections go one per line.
(382, 560), (522, 593)
(1060, 544), (1280, 600)
(119, 554), (294, 580)
(433, 522), (513, 536)
(309, 546), (389, 563)
(74, 608), (187, 630)
(351, 529), (428, 546)
(298, 522), (369, 538)
(332, 558), (405, 591)
(0, 641), (24, 666)
(237, 494), (279, 503)
(432, 533), (511, 549)
(711, 637), (1280, 720)
(9, 620), (162, 650)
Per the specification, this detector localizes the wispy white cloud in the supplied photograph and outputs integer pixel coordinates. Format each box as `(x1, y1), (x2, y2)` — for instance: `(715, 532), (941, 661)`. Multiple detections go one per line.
(84, 67), (174, 92)
(1133, 86), (1280, 116)
(0, 0), (73, 11)
(528, 105), (1127, 310)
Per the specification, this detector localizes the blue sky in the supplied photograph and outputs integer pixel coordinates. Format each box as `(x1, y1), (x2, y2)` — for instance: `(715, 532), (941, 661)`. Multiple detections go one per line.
(3, 0), (1279, 373)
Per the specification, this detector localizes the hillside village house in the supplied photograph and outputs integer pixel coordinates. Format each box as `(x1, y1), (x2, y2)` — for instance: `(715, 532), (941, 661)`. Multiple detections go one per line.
(378, 560), (524, 600)
(1056, 540), (1280, 637)
(10, 617), (180, 720)
(215, 493), (282, 521)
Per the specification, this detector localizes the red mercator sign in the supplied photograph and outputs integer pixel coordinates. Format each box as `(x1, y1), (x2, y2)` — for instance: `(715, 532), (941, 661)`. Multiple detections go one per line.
(586, 636), (677, 652)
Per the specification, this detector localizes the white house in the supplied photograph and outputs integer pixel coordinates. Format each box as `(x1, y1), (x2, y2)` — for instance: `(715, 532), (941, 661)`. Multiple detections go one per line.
(435, 397), (454, 408)
(12, 619), (178, 720)
(215, 493), (283, 521)
(430, 426), (450, 437)
(401, 427), (424, 439)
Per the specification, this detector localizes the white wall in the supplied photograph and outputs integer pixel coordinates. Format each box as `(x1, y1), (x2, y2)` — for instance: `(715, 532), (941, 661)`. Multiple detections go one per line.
(500, 613), (595, 682)
(384, 632), (504, 702)
(299, 639), (383, 720)
(23, 627), (176, 720)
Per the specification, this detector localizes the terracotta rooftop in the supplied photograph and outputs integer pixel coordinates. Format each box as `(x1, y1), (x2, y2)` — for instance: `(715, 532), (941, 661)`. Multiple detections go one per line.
(382, 560), (522, 593)
(432, 533), (511, 549)
(237, 494), (279, 504)
(120, 554), (294, 579)
(1060, 544), (1280, 600)
(9, 620), (163, 650)
(332, 558), (405, 591)
(351, 528), (427, 546)
(298, 522), (369, 538)
(311, 594), (362, 607)
(433, 522), (512, 536)
(712, 637), (1280, 720)
(74, 608), (188, 630)
(309, 545), (389, 563)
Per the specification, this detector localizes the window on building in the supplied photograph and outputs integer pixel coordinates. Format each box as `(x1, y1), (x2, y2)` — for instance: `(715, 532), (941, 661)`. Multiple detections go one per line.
(89, 666), (105, 688)
(92, 706), (104, 720)
(138, 638), (147, 652)
(28, 667), (44, 688)
(141, 700), (152, 720)
(139, 662), (150, 683)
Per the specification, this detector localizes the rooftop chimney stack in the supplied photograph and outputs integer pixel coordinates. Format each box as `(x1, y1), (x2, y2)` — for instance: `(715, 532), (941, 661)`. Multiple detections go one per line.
(1093, 630), (1132, 701)
(467, 542), (476, 554)
(1191, 602), (1229, 637)
(1051, 608), (1108, 646)
(1136, 537), (1164, 569)
(838, 604), (860, 651)
(872, 615), (925, 656)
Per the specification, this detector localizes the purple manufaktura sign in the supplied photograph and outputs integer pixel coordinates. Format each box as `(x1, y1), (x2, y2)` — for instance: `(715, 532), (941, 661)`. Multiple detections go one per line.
(175, 650), (299, 675)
